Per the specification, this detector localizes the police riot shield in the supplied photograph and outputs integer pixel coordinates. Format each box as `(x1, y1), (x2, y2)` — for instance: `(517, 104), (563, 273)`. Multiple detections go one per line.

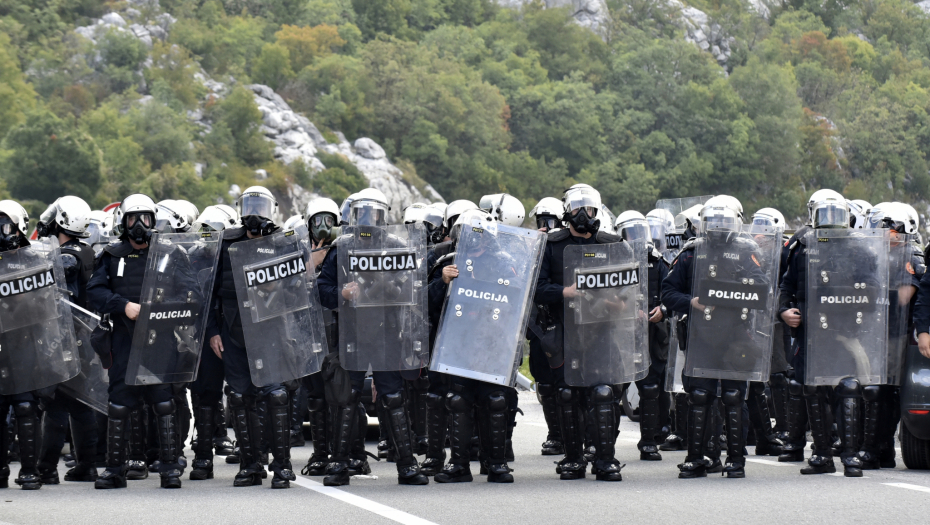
(59, 303), (109, 413)
(684, 226), (780, 382)
(804, 229), (889, 386)
(656, 196), (713, 260)
(338, 224), (428, 372)
(230, 225), (327, 386)
(125, 232), (221, 385)
(430, 218), (546, 386)
(665, 320), (685, 393)
(563, 239), (650, 386)
(885, 237), (914, 386)
(0, 238), (80, 395)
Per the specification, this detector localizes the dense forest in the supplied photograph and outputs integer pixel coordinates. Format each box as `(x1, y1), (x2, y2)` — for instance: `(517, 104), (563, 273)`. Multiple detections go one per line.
(2, 0), (930, 225)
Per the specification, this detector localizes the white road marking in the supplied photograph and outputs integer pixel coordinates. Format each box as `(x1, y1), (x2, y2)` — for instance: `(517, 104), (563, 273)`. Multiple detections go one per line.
(293, 476), (440, 525)
(745, 458), (791, 467)
(883, 482), (930, 494)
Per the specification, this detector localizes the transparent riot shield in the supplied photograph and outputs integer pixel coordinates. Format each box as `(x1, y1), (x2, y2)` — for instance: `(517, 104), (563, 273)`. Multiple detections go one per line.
(885, 236), (914, 386)
(125, 232), (221, 385)
(338, 224), (428, 372)
(805, 229), (889, 386)
(684, 226), (781, 382)
(656, 196), (713, 261)
(0, 238), (80, 395)
(59, 302), (109, 413)
(430, 218), (546, 386)
(563, 239), (650, 386)
(230, 225), (327, 386)
(665, 319), (685, 393)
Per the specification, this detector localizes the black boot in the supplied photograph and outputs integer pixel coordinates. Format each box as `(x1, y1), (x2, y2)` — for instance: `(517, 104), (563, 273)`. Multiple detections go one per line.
(376, 402), (394, 462)
(348, 402), (371, 476)
(125, 408), (148, 480)
(537, 383), (564, 455)
(65, 412), (99, 482)
(638, 383), (662, 461)
(589, 385), (623, 481)
(556, 388), (586, 480)
(778, 379), (808, 462)
(678, 389), (710, 479)
(800, 385), (837, 475)
(407, 377), (429, 456)
(95, 404), (130, 489)
(324, 391), (360, 487)
(747, 382), (783, 456)
(435, 392), (474, 483)
(301, 397), (330, 476)
(214, 399), (235, 456)
(380, 392), (428, 485)
(190, 403), (214, 480)
(289, 386), (306, 448)
(153, 401), (182, 489)
(858, 385), (881, 470)
(229, 393), (263, 487)
(419, 392), (447, 476)
(481, 392), (514, 483)
(661, 393), (689, 451)
(721, 389), (746, 478)
(37, 407), (66, 485)
(836, 378), (863, 478)
(13, 402), (41, 490)
(268, 389), (295, 489)
(769, 372), (789, 437)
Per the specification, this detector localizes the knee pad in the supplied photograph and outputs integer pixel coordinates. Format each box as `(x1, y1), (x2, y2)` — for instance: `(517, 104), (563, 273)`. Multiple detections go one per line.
(424, 392), (444, 409)
(689, 388), (711, 406)
(837, 377), (861, 398)
(107, 402), (130, 419)
(381, 391), (404, 410)
(611, 384), (625, 399)
(862, 385), (881, 402)
(227, 392), (246, 408)
(268, 388), (289, 407)
(447, 393), (470, 413)
(749, 382), (765, 396)
(589, 384), (614, 405)
(307, 397), (326, 412)
(722, 389), (743, 407)
(640, 383), (661, 400)
(788, 379), (804, 397)
(346, 388), (362, 405)
(413, 376), (430, 390)
(770, 372), (787, 387)
(283, 379), (299, 392)
(153, 400), (175, 416)
(536, 383), (556, 397)
(557, 387), (575, 405)
(486, 392), (507, 413)
(802, 385), (819, 397)
(13, 401), (35, 417)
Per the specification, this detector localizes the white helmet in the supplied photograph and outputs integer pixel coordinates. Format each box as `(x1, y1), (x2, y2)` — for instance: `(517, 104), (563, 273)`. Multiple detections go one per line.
(704, 195), (743, 221)
(646, 208), (675, 231)
(349, 188), (390, 226)
(339, 193), (358, 225)
(114, 194), (158, 239)
(192, 205), (239, 232)
(896, 202), (920, 234)
(451, 208), (494, 243)
(700, 202), (742, 234)
(284, 214), (304, 231)
(675, 204), (704, 234)
(598, 205), (616, 233)
(615, 210), (651, 246)
(808, 189), (848, 229)
(479, 193), (526, 227)
(0, 199), (29, 237)
(155, 200), (191, 233)
(870, 203), (912, 234)
(306, 198), (340, 223)
(237, 186), (278, 220)
(530, 197), (563, 231)
(215, 204), (240, 226)
(86, 210), (113, 245)
(751, 207), (786, 232)
(846, 199), (872, 229)
(443, 200), (479, 230)
(864, 202), (892, 229)
(562, 185), (602, 215)
(403, 203), (429, 224)
(175, 200), (199, 226)
(38, 196), (92, 238)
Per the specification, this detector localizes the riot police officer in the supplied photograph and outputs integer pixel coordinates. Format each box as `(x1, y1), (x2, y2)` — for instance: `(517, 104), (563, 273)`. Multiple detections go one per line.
(88, 194), (184, 489)
(616, 211), (670, 461)
(207, 187), (296, 488)
(34, 197), (100, 485)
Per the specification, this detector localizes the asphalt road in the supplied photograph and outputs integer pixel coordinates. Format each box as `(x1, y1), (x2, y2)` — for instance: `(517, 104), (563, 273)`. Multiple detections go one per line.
(2, 391), (929, 525)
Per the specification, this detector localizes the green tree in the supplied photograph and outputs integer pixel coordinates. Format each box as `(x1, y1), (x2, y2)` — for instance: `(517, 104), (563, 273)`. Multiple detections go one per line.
(0, 32), (37, 139)
(251, 43), (294, 90)
(207, 85), (272, 165)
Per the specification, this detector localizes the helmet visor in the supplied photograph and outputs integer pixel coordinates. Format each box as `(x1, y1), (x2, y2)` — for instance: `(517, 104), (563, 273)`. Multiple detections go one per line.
(422, 209), (443, 229)
(865, 209), (884, 229)
(126, 212), (154, 229)
(536, 215), (558, 231)
(565, 193), (600, 215)
(646, 217), (667, 242)
(619, 222), (649, 242)
(350, 201), (388, 226)
(701, 214), (742, 234)
(813, 203), (849, 229)
(239, 194), (275, 219)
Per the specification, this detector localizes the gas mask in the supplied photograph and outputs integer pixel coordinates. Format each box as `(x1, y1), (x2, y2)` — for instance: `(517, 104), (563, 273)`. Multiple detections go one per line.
(35, 221), (55, 239)
(566, 207), (600, 235)
(0, 216), (21, 251)
(309, 213), (336, 244)
(244, 215), (275, 237)
(126, 212), (154, 245)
